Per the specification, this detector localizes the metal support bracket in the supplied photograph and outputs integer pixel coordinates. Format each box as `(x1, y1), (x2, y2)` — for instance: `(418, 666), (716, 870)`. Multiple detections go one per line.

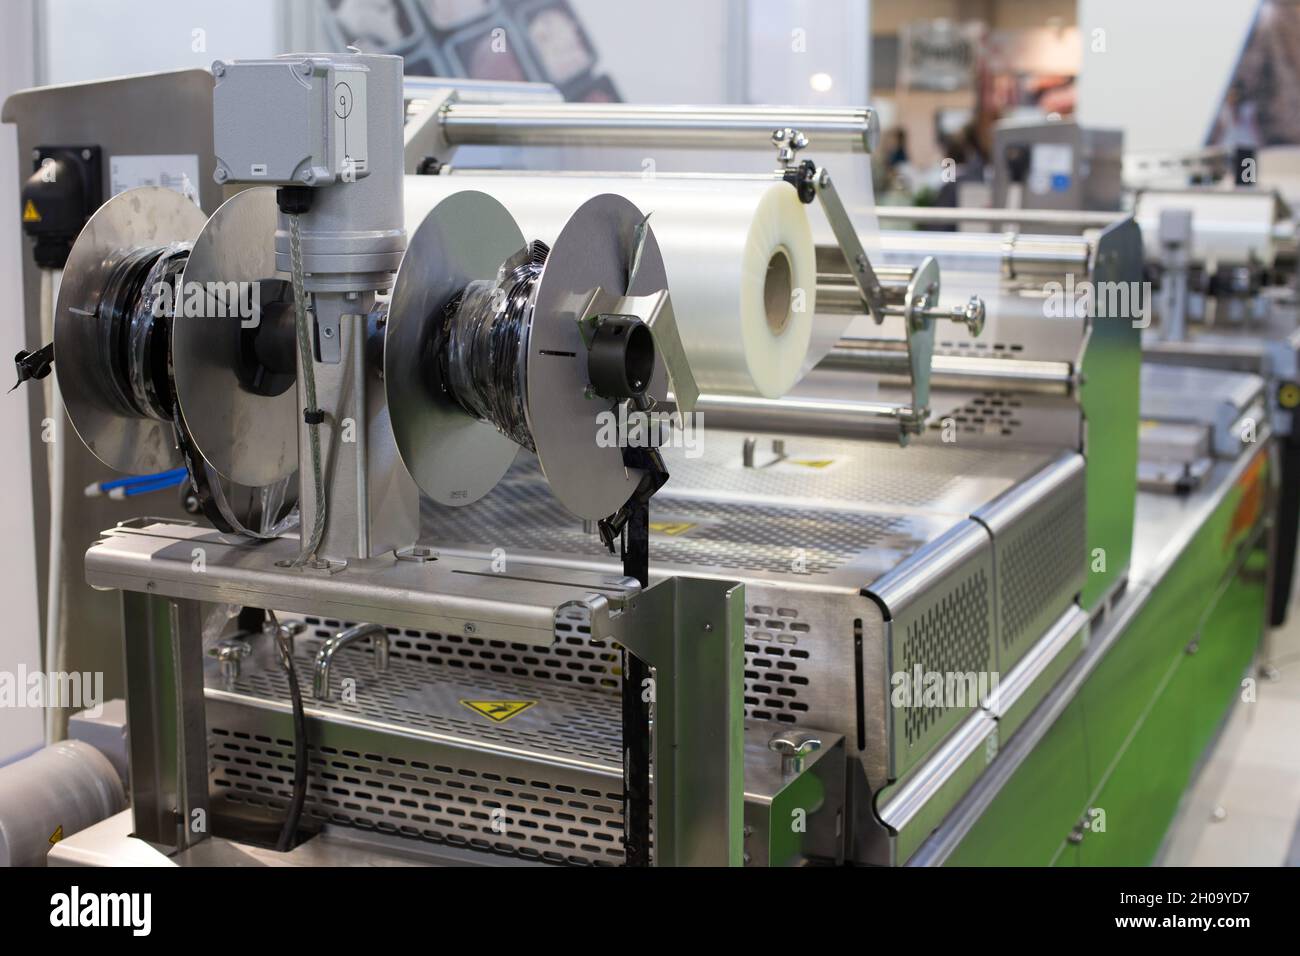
(578, 287), (700, 414)
(120, 591), (210, 854)
(812, 165), (890, 322)
(604, 575), (747, 866)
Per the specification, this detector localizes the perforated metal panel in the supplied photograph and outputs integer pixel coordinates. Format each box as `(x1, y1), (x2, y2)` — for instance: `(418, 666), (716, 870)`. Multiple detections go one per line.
(873, 518), (997, 781)
(742, 604), (815, 724)
(978, 456), (1088, 671)
(427, 470), (920, 578)
(897, 567), (992, 747)
(999, 494), (1085, 656)
(205, 635), (844, 867)
(207, 716), (627, 866)
(927, 391), (1027, 439)
(653, 434), (1052, 514)
(206, 637), (629, 866)
(223, 641), (621, 763)
(300, 610), (619, 693)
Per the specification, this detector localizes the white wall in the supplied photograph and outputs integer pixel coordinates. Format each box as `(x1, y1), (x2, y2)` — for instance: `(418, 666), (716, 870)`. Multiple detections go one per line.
(568, 0), (734, 103)
(745, 0), (871, 107)
(1077, 0), (1258, 152)
(569, 0), (871, 107)
(41, 0), (280, 84)
(0, 0), (44, 764)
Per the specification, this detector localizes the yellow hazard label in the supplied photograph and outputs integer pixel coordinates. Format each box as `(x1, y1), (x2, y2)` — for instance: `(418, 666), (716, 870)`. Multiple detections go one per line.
(788, 458), (836, 469)
(460, 699), (536, 723)
(22, 199), (41, 223)
(1280, 383), (1300, 410)
(649, 520), (696, 536)
(49, 824), (64, 846)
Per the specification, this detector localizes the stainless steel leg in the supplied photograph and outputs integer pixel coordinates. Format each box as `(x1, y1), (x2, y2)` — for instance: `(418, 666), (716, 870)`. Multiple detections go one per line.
(617, 576), (746, 866)
(121, 592), (210, 854)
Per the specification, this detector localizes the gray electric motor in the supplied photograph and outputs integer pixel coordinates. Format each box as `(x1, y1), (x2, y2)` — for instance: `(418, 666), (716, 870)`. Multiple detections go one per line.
(0, 740), (126, 866)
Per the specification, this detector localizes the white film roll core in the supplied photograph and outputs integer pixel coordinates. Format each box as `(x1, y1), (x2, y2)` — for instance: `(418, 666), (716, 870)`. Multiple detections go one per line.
(404, 175), (817, 398)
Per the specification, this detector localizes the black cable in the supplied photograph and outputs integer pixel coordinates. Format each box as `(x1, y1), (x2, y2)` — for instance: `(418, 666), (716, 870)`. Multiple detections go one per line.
(441, 240), (548, 450)
(268, 611), (308, 853)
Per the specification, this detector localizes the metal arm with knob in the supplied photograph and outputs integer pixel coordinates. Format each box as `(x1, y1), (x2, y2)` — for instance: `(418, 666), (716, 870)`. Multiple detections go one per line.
(774, 128), (985, 440)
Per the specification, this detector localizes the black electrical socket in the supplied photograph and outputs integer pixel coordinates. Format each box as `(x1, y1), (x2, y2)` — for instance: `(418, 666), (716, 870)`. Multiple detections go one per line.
(21, 145), (103, 269)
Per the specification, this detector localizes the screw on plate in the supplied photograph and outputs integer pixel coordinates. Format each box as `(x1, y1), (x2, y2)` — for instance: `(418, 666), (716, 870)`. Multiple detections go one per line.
(768, 729), (822, 776)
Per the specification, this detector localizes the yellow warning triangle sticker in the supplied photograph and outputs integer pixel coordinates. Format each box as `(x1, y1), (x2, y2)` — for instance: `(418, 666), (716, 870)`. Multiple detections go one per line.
(460, 699), (536, 723)
(22, 199), (41, 223)
(49, 824), (64, 846)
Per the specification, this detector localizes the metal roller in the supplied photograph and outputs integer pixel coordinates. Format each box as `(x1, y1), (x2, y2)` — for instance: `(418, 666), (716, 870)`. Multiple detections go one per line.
(816, 232), (1094, 296)
(439, 102), (880, 153)
(685, 393), (913, 442)
(874, 206), (1125, 229)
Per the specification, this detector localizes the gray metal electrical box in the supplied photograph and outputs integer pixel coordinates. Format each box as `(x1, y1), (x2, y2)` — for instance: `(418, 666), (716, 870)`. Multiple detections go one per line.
(212, 56), (369, 187)
(992, 119), (1123, 224)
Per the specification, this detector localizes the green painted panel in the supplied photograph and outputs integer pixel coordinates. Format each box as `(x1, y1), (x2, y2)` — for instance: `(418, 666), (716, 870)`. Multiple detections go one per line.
(1180, 545), (1267, 767)
(1076, 464), (1268, 865)
(945, 700), (1089, 866)
(769, 765), (827, 868)
(1080, 220), (1144, 610)
(1053, 842), (1081, 866)
(1078, 653), (1189, 866)
(1081, 458), (1261, 776)
(947, 451), (1270, 865)
(1079, 566), (1199, 780)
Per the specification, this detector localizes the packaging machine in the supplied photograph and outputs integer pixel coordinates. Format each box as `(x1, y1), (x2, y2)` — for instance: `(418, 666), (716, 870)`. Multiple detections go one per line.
(0, 61), (1276, 869)
(1130, 185), (1299, 628)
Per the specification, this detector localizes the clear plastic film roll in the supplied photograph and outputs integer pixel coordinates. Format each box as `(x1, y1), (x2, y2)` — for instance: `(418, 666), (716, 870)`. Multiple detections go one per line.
(404, 174), (821, 398)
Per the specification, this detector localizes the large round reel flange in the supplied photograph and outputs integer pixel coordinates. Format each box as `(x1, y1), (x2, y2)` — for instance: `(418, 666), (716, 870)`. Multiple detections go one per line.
(54, 187), (206, 474)
(175, 187), (299, 487)
(525, 193), (670, 521)
(385, 191), (526, 507)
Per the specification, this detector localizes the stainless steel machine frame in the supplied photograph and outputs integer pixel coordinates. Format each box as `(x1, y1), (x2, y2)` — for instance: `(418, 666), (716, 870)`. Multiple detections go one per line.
(89, 520), (746, 865)
(10, 69), (1151, 869)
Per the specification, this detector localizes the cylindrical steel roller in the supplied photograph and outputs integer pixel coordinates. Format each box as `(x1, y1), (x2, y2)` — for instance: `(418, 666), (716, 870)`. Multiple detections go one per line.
(439, 102), (879, 152)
